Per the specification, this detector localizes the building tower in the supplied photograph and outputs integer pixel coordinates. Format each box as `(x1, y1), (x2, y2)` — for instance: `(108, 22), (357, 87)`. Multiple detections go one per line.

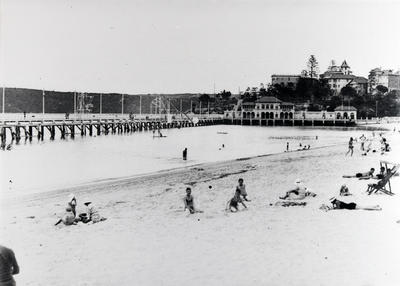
(341, 60), (351, 75)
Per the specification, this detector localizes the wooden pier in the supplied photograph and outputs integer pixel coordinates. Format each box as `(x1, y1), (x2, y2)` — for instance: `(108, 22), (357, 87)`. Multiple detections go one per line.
(0, 115), (224, 146)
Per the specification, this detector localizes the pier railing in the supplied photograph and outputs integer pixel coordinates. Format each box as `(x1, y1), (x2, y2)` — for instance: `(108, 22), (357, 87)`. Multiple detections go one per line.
(0, 113), (223, 123)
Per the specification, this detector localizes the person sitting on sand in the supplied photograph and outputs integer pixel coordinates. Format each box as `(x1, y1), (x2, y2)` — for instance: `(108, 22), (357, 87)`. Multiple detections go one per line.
(236, 178), (250, 201)
(67, 193), (77, 216)
(183, 187), (202, 214)
(343, 168), (375, 179)
(320, 197), (382, 211)
(380, 138), (390, 153)
(279, 179), (316, 200)
(55, 207), (77, 226)
(339, 184), (351, 196)
(83, 202), (107, 223)
(226, 188), (247, 212)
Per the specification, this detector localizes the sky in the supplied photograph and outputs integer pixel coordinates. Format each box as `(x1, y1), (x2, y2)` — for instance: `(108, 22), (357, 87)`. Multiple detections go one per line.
(0, 0), (399, 94)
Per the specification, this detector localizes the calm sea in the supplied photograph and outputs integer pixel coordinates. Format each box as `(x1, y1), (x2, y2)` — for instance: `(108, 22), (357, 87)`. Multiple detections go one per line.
(0, 125), (376, 198)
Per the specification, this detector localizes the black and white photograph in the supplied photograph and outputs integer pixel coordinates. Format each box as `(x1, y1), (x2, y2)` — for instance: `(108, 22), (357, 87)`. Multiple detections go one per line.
(1, 0), (400, 285)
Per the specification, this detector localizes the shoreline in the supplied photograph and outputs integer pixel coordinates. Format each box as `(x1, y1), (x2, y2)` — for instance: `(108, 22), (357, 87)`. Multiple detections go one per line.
(1, 141), (347, 206)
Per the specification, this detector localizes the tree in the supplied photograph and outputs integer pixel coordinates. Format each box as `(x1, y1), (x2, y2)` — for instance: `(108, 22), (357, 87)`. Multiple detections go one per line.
(307, 55), (319, 79)
(326, 96), (342, 111)
(376, 85), (388, 94)
(241, 87), (257, 102)
(258, 86), (268, 97)
(199, 93), (210, 103)
(220, 90), (231, 100)
(340, 86), (357, 98)
(378, 90), (400, 116)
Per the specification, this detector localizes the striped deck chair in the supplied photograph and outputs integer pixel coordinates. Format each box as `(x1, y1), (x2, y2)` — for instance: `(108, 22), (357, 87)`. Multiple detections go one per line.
(367, 165), (399, 195)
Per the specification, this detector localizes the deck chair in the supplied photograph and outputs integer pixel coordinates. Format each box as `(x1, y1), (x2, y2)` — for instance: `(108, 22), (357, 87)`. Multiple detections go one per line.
(367, 164), (399, 195)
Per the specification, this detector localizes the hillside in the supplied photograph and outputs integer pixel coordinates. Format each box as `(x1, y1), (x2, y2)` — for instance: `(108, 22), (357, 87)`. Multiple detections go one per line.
(0, 88), (203, 114)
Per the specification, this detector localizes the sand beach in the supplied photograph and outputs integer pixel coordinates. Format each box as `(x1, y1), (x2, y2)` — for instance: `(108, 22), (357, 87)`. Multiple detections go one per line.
(1, 126), (400, 286)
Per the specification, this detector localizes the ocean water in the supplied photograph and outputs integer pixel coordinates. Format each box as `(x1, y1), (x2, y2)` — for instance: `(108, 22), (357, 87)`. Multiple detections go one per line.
(0, 125), (377, 198)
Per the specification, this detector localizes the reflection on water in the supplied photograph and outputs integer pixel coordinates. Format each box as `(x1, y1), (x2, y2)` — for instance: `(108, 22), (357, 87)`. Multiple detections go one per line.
(0, 125), (373, 198)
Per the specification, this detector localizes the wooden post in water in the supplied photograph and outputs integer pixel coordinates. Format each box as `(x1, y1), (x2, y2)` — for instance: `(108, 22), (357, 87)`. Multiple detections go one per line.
(40, 125), (44, 141)
(15, 126), (21, 143)
(70, 125), (75, 138)
(61, 124), (66, 139)
(28, 126), (33, 140)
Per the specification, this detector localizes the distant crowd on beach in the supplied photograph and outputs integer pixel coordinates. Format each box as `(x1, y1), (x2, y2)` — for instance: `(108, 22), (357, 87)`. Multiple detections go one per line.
(181, 128), (398, 214)
(285, 135), (317, 152)
(345, 132), (391, 157)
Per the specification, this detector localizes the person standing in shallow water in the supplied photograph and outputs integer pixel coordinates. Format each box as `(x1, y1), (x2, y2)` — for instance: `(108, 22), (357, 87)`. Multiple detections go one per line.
(0, 245), (20, 286)
(345, 137), (354, 156)
(183, 148), (187, 160)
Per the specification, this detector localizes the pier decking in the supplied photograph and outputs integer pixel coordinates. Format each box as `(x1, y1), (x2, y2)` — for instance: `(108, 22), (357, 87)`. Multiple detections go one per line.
(0, 113), (224, 144)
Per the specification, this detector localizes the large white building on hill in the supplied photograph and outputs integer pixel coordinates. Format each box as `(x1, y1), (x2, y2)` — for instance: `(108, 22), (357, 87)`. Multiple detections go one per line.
(368, 68), (400, 92)
(320, 60), (368, 95)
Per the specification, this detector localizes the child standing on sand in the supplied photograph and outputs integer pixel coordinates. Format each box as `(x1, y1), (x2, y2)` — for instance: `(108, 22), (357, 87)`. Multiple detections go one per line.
(236, 178), (250, 201)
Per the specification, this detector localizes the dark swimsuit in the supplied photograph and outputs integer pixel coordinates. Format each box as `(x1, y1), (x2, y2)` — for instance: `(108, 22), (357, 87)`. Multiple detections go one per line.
(185, 196), (195, 213)
(230, 192), (242, 208)
(333, 200), (356, 210)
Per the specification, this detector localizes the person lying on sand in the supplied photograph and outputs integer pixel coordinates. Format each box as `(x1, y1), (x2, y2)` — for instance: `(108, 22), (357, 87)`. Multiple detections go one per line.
(342, 168), (375, 179)
(274, 201), (307, 207)
(183, 187), (203, 214)
(237, 178), (250, 201)
(339, 184), (351, 196)
(226, 188), (247, 212)
(320, 197), (382, 211)
(279, 179), (316, 200)
(55, 207), (77, 226)
(83, 202), (107, 223)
